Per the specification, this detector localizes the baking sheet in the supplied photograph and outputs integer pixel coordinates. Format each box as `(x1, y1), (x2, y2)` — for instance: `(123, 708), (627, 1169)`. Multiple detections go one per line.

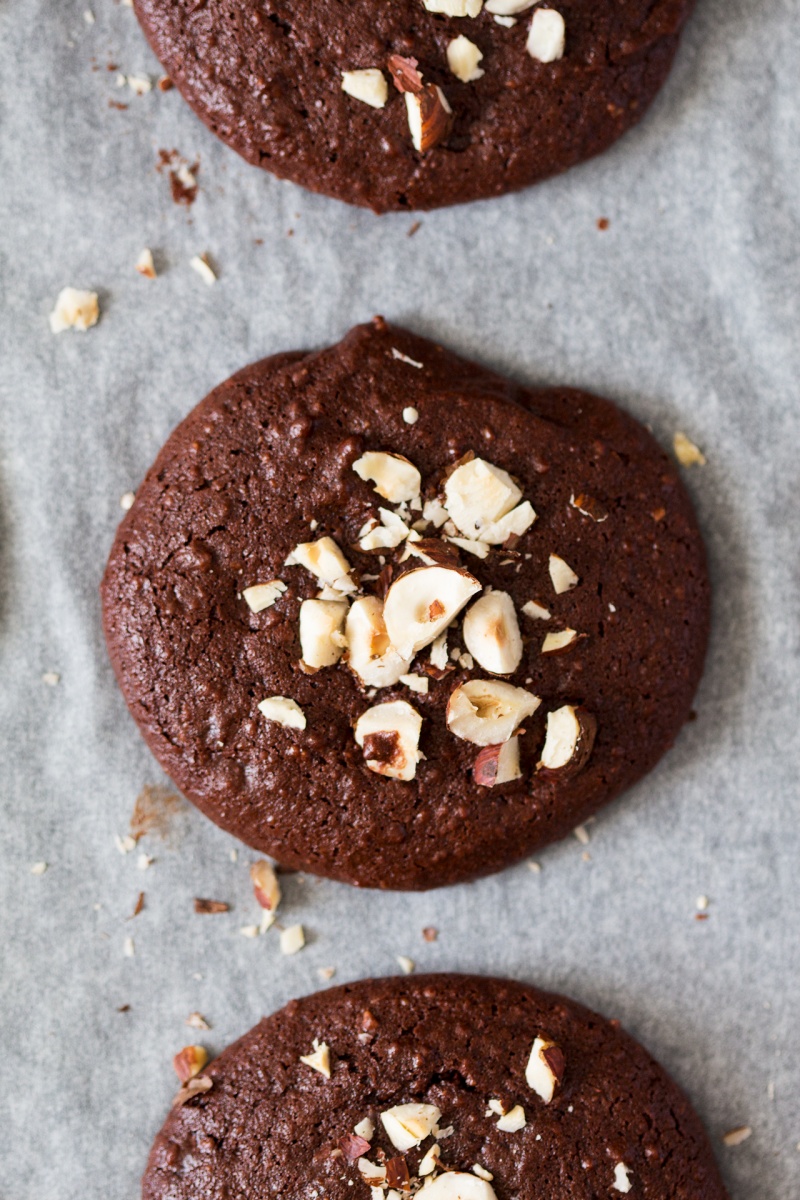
(1, 0), (798, 1196)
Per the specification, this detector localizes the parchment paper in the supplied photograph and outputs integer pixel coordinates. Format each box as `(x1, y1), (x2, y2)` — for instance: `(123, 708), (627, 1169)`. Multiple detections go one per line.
(1, 1), (798, 1196)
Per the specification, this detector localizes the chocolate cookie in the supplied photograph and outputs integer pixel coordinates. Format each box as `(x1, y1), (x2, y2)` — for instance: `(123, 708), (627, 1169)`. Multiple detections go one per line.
(143, 974), (728, 1200)
(132, 0), (695, 212)
(101, 319), (709, 889)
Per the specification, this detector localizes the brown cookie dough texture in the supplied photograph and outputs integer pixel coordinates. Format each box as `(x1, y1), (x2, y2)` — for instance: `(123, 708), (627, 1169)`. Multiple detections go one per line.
(142, 974), (728, 1200)
(132, 0), (696, 211)
(101, 319), (709, 890)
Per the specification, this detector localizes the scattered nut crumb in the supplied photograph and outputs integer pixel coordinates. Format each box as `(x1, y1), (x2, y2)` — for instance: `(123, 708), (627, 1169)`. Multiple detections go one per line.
(49, 287), (99, 333)
(318, 966), (336, 981)
(173, 1044), (208, 1082)
(696, 895), (709, 911)
(135, 248), (156, 279)
(422, 926), (438, 942)
(391, 347), (423, 369)
(299, 1038), (331, 1078)
(573, 824), (590, 846)
(472, 1164), (493, 1181)
(597, 217), (610, 231)
(123, 936), (135, 958)
(280, 923), (306, 955)
(84, 9), (95, 23)
(186, 1012), (210, 1030)
(239, 924), (260, 939)
(194, 898), (229, 914)
(137, 852), (154, 871)
(396, 955), (415, 975)
(673, 431), (706, 467)
(41, 671), (60, 686)
(230, 848), (238, 863)
(126, 74), (152, 96)
(30, 861), (48, 876)
(527, 860), (542, 873)
(120, 491), (135, 510)
(157, 75), (173, 92)
(190, 254), (217, 286)
(129, 891), (145, 918)
(115, 834), (136, 854)
(408, 221), (421, 237)
(722, 1126), (752, 1147)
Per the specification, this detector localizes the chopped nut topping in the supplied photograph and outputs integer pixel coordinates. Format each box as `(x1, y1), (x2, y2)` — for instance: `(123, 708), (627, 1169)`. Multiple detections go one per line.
(673, 431), (706, 466)
(380, 1102), (441, 1151)
(354, 451), (422, 504)
(612, 1162), (633, 1193)
(49, 287), (99, 333)
(360, 508), (412, 551)
(402, 406), (420, 424)
(473, 1164), (494, 1181)
(496, 1103), (526, 1132)
(462, 590), (523, 674)
(422, 0), (483, 13)
(258, 696), (307, 730)
(355, 700), (423, 781)
(299, 598), (349, 668)
(242, 580), (287, 613)
(419, 1142), (441, 1175)
(473, 738), (522, 787)
(447, 679), (540, 746)
(388, 54), (424, 94)
(521, 599), (551, 621)
(341, 68), (389, 108)
(421, 1174), (497, 1200)
(186, 1012), (210, 1030)
(300, 1038), (331, 1077)
(526, 8), (566, 62)
(347, 596), (412, 688)
(391, 347), (424, 368)
(537, 705), (596, 775)
(384, 564), (480, 660)
(485, 0), (534, 11)
(570, 492), (608, 522)
(541, 628), (579, 653)
(400, 673), (429, 694)
(286, 536), (355, 591)
(341, 1132), (372, 1161)
(444, 458), (522, 539)
(525, 1036), (565, 1103)
(548, 553), (579, 594)
(405, 84), (453, 153)
(447, 35), (484, 82)
(172, 1074), (212, 1107)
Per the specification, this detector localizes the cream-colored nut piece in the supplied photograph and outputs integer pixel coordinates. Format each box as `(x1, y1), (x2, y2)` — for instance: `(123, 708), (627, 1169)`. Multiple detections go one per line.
(299, 1038), (331, 1078)
(538, 705), (596, 772)
(477, 500), (536, 545)
(49, 287), (99, 333)
(358, 1158), (387, 1183)
(173, 1044), (208, 1082)
(444, 458), (522, 538)
(612, 1163), (633, 1194)
(250, 859), (281, 913)
(353, 451), (422, 504)
(280, 923), (305, 954)
(135, 248), (157, 278)
(527, 8), (566, 62)
(354, 1117), (375, 1141)
(462, 591), (523, 674)
(522, 599), (551, 621)
(419, 1143), (441, 1175)
(673, 430), (706, 466)
(383, 565), (481, 660)
(341, 68), (389, 109)
(286, 537), (355, 592)
(359, 508), (411, 551)
(242, 580), (286, 613)
(496, 1103), (526, 1132)
(423, 0), (483, 14)
(346, 596), (412, 688)
(418, 1173), (498, 1200)
(447, 35), (484, 82)
(548, 553), (579, 594)
(299, 599), (348, 669)
(542, 628), (578, 653)
(258, 696), (307, 730)
(354, 700), (423, 781)
(380, 1102), (442, 1151)
(473, 737), (522, 787)
(447, 536), (490, 560)
(447, 679), (540, 745)
(485, 0), (534, 11)
(525, 1036), (565, 1103)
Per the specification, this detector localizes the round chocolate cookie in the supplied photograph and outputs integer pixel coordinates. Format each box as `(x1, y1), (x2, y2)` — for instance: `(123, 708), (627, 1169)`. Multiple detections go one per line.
(143, 974), (728, 1200)
(132, 0), (695, 212)
(101, 318), (709, 889)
